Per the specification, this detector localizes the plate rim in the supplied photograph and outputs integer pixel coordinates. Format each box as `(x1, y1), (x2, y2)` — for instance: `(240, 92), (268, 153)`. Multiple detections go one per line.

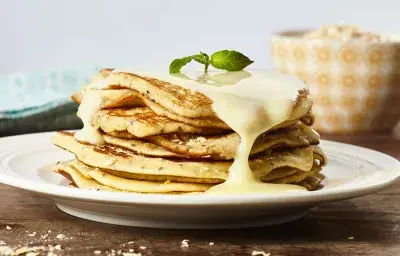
(0, 131), (399, 207)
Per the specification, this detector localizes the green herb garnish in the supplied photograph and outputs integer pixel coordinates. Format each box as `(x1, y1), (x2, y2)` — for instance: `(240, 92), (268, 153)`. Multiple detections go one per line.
(169, 50), (253, 74)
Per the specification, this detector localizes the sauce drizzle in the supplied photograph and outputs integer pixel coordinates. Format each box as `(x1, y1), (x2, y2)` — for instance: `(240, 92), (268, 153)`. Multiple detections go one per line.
(77, 70), (309, 194)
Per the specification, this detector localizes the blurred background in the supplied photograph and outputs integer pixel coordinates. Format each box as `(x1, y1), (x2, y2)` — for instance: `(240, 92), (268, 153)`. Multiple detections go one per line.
(0, 0), (399, 135)
(1, 0), (399, 72)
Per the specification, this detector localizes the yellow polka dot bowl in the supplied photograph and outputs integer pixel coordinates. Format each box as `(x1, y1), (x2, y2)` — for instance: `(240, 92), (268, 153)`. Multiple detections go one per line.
(270, 30), (400, 133)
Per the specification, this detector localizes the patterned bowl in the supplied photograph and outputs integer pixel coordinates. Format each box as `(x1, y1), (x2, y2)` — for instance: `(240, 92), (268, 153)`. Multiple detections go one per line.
(270, 30), (400, 133)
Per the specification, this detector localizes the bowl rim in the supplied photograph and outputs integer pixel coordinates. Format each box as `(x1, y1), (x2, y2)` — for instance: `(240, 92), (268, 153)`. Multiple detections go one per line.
(269, 29), (400, 45)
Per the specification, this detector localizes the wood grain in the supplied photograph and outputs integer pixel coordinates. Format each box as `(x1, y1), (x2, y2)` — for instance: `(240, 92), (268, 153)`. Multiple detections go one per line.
(0, 133), (399, 256)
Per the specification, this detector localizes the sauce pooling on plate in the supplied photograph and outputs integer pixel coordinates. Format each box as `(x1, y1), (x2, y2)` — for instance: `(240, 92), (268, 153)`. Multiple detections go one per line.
(76, 70), (308, 194)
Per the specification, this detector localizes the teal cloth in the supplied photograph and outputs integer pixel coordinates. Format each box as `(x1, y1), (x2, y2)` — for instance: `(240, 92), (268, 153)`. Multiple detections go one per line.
(0, 67), (100, 135)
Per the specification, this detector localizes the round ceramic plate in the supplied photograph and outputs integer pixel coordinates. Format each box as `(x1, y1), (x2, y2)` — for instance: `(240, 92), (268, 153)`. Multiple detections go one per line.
(0, 132), (399, 229)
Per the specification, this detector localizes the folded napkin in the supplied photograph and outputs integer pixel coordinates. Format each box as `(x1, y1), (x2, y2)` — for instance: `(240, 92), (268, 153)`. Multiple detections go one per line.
(0, 67), (100, 135)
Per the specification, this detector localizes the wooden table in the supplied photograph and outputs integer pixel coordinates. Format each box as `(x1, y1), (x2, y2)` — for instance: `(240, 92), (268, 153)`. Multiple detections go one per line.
(0, 134), (399, 256)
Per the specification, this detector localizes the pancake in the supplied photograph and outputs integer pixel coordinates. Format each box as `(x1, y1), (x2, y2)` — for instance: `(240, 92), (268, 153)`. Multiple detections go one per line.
(93, 108), (225, 137)
(54, 160), (323, 192)
(72, 85), (310, 131)
(296, 173), (325, 190)
(72, 69), (144, 109)
(54, 131), (229, 183)
(53, 161), (118, 192)
(72, 69), (312, 131)
(104, 123), (319, 160)
(73, 85), (230, 129)
(312, 145), (328, 166)
(269, 163), (321, 184)
(53, 161), (209, 194)
(90, 71), (313, 121)
(71, 89), (144, 109)
(55, 69), (328, 194)
(103, 134), (184, 158)
(52, 131), (324, 183)
(301, 112), (315, 126)
(144, 124), (320, 160)
(68, 160), (212, 193)
(138, 92), (229, 129)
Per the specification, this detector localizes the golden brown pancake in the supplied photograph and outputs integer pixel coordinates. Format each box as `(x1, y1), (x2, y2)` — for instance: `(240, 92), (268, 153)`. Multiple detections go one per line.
(301, 112), (315, 126)
(103, 134), (184, 158)
(144, 124), (320, 160)
(54, 160), (323, 192)
(69, 160), (211, 193)
(53, 161), (208, 193)
(72, 88), (313, 131)
(53, 161), (118, 192)
(71, 69), (313, 130)
(71, 89), (144, 109)
(90, 71), (313, 121)
(55, 69), (327, 194)
(52, 132), (325, 183)
(93, 108), (225, 137)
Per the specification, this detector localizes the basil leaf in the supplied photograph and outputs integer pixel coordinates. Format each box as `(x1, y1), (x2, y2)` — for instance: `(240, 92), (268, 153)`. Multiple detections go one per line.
(194, 52), (210, 72)
(194, 52), (209, 65)
(210, 50), (253, 71)
(169, 55), (197, 73)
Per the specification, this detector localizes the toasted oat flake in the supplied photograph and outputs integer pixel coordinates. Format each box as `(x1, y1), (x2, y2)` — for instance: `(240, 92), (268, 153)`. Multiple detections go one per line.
(128, 249), (134, 252)
(209, 242), (214, 246)
(181, 239), (190, 248)
(11, 246), (47, 255)
(56, 234), (66, 240)
(5, 226), (11, 230)
(0, 245), (56, 256)
(122, 253), (142, 256)
(94, 250), (102, 254)
(26, 253), (39, 256)
(251, 251), (270, 256)
(139, 246), (146, 250)
(15, 246), (30, 254)
(304, 24), (381, 42)
(54, 245), (62, 250)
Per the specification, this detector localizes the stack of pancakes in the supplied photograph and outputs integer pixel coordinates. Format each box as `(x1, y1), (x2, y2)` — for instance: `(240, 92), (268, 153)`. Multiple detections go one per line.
(52, 69), (327, 194)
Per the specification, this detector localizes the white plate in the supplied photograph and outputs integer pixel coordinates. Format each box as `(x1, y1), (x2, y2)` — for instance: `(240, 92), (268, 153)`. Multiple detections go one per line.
(0, 132), (399, 229)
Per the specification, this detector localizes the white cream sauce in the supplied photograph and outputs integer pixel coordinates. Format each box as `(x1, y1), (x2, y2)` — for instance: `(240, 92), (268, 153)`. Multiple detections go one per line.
(74, 90), (105, 145)
(77, 69), (308, 194)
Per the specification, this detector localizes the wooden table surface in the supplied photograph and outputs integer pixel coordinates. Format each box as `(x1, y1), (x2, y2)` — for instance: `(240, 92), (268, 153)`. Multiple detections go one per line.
(0, 133), (399, 256)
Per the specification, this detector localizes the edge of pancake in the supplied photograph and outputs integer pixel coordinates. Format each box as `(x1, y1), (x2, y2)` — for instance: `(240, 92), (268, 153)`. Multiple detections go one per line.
(71, 160), (212, 193)
(54, 159), (323, 192)
(94, 71), (313, 122)
(53, 162), (118, 192)
(52, 132), (324, 183)
(93, 108), (225, 137)
(145, 123), (320, 159)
